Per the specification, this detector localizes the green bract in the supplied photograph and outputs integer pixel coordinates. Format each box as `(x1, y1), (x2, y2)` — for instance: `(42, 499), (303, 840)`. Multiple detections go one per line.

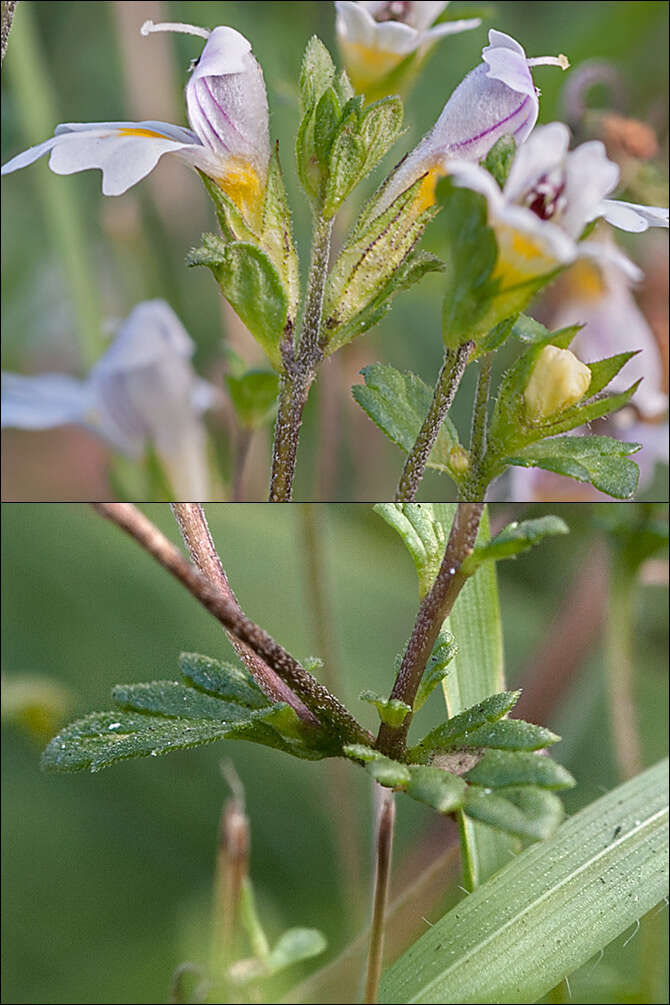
(296, 36), (403, 216)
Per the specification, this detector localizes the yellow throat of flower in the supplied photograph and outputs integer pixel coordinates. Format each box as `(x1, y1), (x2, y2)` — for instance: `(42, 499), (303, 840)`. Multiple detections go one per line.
(213, 159), (265, 226)
(493, 225), (560, 287)
(564, 259), (607, 300)
(340, 40), (405, 93)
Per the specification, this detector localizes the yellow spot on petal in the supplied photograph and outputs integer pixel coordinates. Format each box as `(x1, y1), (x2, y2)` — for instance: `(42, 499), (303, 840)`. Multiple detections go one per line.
(212, 159), (264, 227)
(524, 345), (592, 423)
(117, 127), (169, 139)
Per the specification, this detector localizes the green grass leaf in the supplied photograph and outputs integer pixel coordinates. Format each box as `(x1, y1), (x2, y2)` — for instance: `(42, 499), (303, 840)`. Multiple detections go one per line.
(379, 759), (669, 1004)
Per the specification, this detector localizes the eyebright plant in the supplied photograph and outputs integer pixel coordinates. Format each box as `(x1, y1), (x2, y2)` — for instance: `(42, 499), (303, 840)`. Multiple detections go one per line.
(36, 502), (669, 1004)
(2, 12), (668, 501)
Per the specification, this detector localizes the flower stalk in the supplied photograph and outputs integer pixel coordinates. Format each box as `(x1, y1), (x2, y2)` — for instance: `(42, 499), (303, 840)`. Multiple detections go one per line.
(395, 342), (474, 502)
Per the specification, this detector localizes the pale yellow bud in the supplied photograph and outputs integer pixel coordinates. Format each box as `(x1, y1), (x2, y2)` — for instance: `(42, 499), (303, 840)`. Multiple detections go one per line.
(524, 345), (592, 422)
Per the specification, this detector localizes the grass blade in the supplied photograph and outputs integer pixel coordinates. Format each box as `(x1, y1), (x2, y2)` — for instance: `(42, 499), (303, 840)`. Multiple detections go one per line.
(379, 759), (669, 1004)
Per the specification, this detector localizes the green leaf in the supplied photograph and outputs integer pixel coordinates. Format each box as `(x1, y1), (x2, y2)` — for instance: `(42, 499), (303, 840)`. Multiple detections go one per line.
(353, 366), (461, 482)
(379, 759), (669, 1005)
(187, 240), (288, 370)
(112, 680), (252, 722)
(367, 755), (412, 788)
(299, 36), (335, 114)
(225, 370), (279, 430)
(465, 749), (576, 790)
(405, 765), (466, 814)
(583, 350), (638, 398)
(336, 68), (354, 104)
(360, 690), (411, 727)
(504, 436), (641, 500)
(342, 743), (385, 763)
(179, 652), (270, 709)
(313, 87), (342, 163)
(511, 313), (555, 343)
(482, 134), (516, 187)
(357, 96), (404, 177)
(414, 631), (458, 712)
(374, 503), (447, 598)
(464, 785), (564, 840)
(41, 710), (246, 773)
(323, 120), (366, 218)
(454, 719), (560, 751)
(266, 928), (327, 976)
(462, 515), (569, 573)
(407, 690), (521, 762)
(434, 177), (499, 348)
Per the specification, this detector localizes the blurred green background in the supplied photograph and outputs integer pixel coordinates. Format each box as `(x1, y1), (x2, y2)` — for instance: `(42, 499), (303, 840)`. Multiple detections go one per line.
(1, 502), (668, 1003)
(1, 2), (668, 501)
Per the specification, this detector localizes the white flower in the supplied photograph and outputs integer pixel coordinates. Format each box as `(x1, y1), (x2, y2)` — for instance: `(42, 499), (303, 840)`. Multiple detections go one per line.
(1, 300), (218, 499)
(335, 2), (481, 94)
(550, 254), (668, 419)
(377, 30), (569, 214)
(1, 21), (270, 223)
(442, 121), (668, 286)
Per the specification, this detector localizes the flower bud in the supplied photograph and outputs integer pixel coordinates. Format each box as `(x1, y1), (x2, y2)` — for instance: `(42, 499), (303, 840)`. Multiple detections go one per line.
(524, 345), (592, 422)
(448, 445), (470, 474)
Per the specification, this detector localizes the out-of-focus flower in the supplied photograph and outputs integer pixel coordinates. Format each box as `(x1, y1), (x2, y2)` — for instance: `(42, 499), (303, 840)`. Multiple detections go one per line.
(550, 254), (668, 419)
(1, 300), (217, 499)
(523, 344), (592, 422)
(442, 121), (668, 286)
(377, 31), (569, 214)
(1, 21), (270, 224)
(335, 1), (481, 96)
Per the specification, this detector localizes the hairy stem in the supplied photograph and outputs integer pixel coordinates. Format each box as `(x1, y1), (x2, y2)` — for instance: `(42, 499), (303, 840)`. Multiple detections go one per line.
(363, 787), (395, 1005)
(395, 342), (473, 503)
(171, 503), (315, 721)
(269, 214), (333, 502)
(606, 555), (643, 780)
(377, 503), (485, 759)
(269, 369), (314, 502)
(1, 0), (17, 63)
(92, 503), (373, 746)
